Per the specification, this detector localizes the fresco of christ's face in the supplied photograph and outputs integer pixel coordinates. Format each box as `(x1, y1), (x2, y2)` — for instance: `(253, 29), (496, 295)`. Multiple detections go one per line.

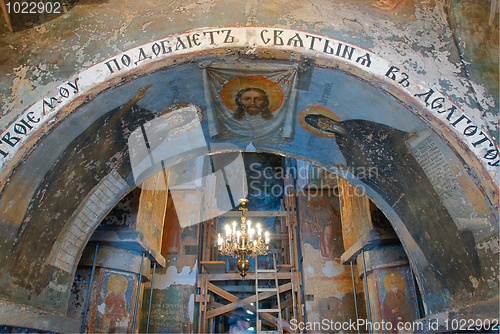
(239, 90), (266, 116)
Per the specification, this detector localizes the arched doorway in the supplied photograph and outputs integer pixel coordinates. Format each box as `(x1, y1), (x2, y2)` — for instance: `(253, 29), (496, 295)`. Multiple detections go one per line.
(70, 152), (422, 333)
(0, 28), (497, 331)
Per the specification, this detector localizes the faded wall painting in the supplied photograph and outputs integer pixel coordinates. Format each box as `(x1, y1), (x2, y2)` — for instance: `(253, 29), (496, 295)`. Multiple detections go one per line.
(162, 192), (200, 272)
(305, 163), (339, 189)
(202, 63), (299, 141)
(87, 271), (137, 334)
(365, 268), (419, 333)
(297, 103), (489, 304)
(298, 190), (360, 327)
(451, 0), (499, 110)
(300, 193), (343, 260)
(1, 39), (496, 317)
(382, 272), (413, 329)
(141, 284), (194, 334)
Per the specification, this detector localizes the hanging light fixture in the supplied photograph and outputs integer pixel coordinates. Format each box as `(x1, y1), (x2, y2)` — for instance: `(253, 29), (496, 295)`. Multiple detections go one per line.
(217, 198), (270, 278)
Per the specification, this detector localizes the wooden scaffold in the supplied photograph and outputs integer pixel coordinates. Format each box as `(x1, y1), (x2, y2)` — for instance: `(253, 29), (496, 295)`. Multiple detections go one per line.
(195, 172), (303, 333)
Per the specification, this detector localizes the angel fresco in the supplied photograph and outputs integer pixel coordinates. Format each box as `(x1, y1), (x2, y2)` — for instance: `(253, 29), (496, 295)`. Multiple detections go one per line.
(298, 106), (483, 295)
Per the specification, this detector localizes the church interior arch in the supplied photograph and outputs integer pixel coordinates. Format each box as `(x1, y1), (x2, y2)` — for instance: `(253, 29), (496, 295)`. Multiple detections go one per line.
(0, 0), (498, 332)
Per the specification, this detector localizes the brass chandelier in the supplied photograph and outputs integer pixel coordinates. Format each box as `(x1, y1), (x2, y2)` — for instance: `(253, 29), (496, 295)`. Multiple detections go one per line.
(217, 198), (270, 278)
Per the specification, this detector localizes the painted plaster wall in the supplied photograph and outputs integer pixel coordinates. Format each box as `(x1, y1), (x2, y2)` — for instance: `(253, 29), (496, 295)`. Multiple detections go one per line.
(0, 0), (497, 326)
(0, 2), (496, 214)
(0, 52), (497, 317)
(0, 1), (496, 215)
(140, 262), (197, 333)
(299, 189), (363, 329)
(0, 0), (497, 138)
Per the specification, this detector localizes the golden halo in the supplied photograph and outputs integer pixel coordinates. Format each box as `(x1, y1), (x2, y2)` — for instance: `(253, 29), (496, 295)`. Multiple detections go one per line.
(221, 76), (283, 112)
(298, 106), (342, 138)
(107, 274), (128, 294)
(383, 271), (405, 292)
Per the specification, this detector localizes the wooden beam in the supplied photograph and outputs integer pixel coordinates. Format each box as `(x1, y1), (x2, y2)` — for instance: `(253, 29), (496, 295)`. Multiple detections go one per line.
(0, 0), (13, 32)
(215, 285), (257, 293)
(200, 272), (292, 281)
(200, 261), (226, 274)
(219, 210), (288, 217)
(278, 282), (292, 293)
(200, 272), (208, 334)
(280, 298), (293, 310)
(198, 281), (292, 295)
(206, 291), (274, 319)
(205, 282), (292, 318)
(207, 282), (239, 302)
(207, 300), (224, 310)
(278, 264), (293, 272)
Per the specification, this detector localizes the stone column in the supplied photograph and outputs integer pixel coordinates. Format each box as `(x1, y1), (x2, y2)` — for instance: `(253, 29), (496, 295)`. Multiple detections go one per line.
(69, 172), (168, 333)
(356, 245), (420, 333)
(77, 244), (152, 333)
(339, 178), (420, 333)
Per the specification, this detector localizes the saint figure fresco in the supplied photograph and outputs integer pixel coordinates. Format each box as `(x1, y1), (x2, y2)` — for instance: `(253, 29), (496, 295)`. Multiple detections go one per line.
(382, 272), (412, 333)
(298, 106), (483, 295)
(301, 195), (343, 259)
(100, 274), (130, 333)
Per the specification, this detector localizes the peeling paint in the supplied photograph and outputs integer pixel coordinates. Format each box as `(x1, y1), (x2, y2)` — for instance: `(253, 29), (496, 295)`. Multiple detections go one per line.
(0, 0), (496, 326)
(154, 263), (197, 289)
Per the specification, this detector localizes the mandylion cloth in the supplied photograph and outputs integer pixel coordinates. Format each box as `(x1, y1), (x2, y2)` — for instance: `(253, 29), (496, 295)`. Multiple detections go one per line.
(201, 61), (299, 142)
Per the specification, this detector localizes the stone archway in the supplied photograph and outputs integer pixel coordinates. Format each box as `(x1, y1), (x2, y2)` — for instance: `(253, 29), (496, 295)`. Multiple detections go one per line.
(0, 27), (497, 329)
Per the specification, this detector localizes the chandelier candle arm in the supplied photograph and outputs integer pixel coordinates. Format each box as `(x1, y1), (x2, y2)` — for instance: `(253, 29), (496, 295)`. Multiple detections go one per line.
(217, 198), (270, 278)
